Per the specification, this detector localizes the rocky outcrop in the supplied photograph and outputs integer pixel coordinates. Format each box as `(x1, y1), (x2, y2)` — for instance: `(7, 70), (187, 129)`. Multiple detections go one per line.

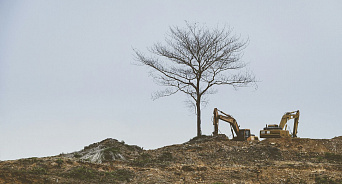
(64, 138), (143, 164)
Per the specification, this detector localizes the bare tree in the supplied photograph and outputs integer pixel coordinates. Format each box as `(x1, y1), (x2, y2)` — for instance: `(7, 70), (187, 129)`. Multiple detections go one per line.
(134, 22), (256, 137)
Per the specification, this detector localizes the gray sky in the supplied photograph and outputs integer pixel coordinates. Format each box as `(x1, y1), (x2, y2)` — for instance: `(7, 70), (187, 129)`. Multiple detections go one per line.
(1, 0), (341, 161)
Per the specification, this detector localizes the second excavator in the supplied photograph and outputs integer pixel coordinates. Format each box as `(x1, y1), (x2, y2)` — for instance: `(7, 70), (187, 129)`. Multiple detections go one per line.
(212, 108), (258, 141)
(260, 110), (300, 138)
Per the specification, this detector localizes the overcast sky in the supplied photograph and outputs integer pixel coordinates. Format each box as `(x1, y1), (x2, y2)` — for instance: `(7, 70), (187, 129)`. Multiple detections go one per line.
(1, 1), (341, 161)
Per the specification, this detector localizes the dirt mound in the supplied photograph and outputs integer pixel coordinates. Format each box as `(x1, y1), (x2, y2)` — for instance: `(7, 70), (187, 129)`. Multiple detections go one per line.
(261, 136), (342, 154)
(332, 136), (342, 140)
(64, 138), (143, 163)
(1, 136), (341, 183)
(185, 134), (229, 144)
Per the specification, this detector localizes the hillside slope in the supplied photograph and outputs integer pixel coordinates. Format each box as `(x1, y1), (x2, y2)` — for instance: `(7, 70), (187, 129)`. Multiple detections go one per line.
(0, 135), (341, 183)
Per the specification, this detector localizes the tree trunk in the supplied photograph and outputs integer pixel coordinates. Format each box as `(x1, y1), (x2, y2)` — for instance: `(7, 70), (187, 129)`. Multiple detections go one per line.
(196, 97), (201, 137)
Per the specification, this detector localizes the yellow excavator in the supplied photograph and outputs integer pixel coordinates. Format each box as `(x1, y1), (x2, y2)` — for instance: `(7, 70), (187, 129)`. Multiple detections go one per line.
(260, 110), (300, 138)
(212, 108), (258, 141)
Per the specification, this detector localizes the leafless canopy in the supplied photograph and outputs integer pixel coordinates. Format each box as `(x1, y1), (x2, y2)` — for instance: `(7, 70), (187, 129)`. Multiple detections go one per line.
(134, 22), (256, 136)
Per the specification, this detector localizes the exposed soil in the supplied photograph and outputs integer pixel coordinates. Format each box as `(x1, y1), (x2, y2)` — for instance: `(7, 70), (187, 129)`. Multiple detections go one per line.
(0, 135), (341, 183)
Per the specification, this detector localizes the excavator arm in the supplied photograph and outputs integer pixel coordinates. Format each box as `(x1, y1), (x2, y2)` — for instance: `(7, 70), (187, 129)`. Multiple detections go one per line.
(292, 111), (300, 137)
(213, 108), (240, 137)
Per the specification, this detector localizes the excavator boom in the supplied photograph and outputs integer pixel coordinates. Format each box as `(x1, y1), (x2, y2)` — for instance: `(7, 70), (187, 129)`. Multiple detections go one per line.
(279, 111), (300, 129)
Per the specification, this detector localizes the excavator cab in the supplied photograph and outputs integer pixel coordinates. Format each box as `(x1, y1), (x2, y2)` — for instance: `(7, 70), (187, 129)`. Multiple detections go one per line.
(243, 129), (250, 138)
(237, 129), (249, 140)
(237, 129), (258, 141)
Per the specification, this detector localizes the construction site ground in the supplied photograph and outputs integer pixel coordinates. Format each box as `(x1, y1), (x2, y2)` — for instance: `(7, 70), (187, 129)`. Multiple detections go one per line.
(0, 135), (341, 183)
